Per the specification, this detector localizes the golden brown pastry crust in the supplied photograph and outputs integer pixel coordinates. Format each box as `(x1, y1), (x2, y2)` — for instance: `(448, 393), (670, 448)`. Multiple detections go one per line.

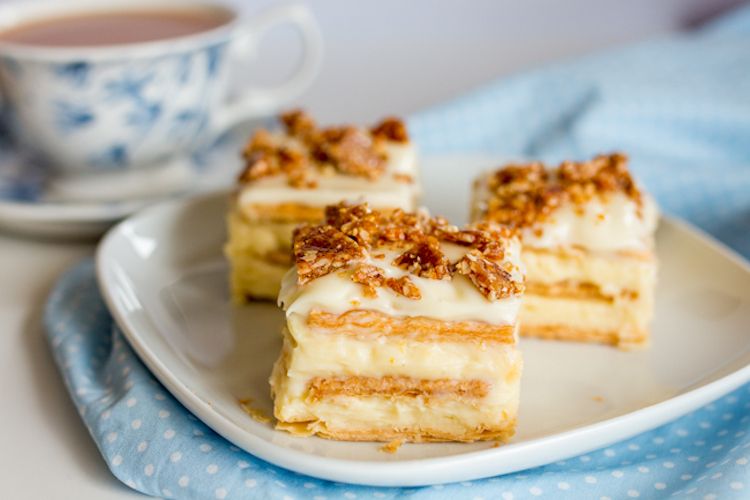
(307, 309), (517, 344)
(275, 419), (517, 443)
(306, 376), (491, 403)
(525, 282), (639, 302)
(520, 323), (649, 350)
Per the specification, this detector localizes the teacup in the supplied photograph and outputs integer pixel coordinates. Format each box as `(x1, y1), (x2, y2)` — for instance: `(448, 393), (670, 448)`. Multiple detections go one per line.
(0, 0), (322, 175)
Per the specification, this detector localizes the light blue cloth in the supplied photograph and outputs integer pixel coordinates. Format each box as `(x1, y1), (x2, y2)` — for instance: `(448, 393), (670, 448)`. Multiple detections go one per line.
(45, 4), (750, 500)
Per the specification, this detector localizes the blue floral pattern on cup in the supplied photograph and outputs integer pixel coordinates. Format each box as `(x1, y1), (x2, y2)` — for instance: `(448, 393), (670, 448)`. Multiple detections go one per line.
(0, 42), (231, 172)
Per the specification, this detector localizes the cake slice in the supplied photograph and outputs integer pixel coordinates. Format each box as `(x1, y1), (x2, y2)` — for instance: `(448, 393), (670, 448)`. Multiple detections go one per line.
(471, 153), (658, 350)
(225, 110), (420, 302)
(270, 203), (525, 442)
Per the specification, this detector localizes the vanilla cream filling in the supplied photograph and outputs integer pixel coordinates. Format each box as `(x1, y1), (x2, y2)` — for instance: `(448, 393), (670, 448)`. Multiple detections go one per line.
(520, 293), (653, 334)
(237, 142), (419, 209)
(272, 325), (522, 433)
(523, 247), (657, 293)
(279, 240), (524, 326)
(284, 318), (520, 384)
(275, 395), (519, 438)
(472, 172), (658, 252)
(225, 210), (297, 256)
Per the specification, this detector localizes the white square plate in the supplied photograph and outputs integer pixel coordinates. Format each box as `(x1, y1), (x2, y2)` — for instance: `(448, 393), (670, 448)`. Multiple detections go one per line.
(96, 155), (750, 487)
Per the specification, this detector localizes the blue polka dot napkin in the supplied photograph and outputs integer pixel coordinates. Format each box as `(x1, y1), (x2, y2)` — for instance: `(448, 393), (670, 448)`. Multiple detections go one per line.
(44, 4), (750, 500)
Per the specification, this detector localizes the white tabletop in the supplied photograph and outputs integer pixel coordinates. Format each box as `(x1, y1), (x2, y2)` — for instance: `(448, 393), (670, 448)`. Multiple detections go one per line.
(0, 0), (722, 497)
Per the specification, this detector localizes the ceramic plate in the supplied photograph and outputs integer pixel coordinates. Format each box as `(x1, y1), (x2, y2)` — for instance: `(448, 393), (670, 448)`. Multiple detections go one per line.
(0, 121), (261, 238)
(96, 155), (750, 486)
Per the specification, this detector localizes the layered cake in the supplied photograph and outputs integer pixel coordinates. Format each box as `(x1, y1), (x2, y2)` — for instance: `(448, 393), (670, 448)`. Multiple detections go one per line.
(471, 153), (658, 350)
(271, 203), (525, 442)
(225, 110), (420, 302)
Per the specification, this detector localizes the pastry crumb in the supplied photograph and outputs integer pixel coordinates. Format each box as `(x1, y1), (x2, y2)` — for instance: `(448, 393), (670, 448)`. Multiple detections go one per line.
(492, 442), (501, 448)
(380, 439), (403, 453)
(592, 396), (604, 402)
(239, 399), (272, 423)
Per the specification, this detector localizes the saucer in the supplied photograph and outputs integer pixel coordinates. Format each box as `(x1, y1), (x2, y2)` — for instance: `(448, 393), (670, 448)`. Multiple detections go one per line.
(0, 122), (255, 239)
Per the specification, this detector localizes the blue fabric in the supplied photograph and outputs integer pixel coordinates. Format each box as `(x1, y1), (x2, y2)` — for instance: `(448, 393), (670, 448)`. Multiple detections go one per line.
(44, 261), (750, 500)
(45, 4), (750, 499)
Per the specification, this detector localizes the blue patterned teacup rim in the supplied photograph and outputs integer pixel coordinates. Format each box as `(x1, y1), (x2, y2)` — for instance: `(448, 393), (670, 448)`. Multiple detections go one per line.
(0, 0), (239, 61)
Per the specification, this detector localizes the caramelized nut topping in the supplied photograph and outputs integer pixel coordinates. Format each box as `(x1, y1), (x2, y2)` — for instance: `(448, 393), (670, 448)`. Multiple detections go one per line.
(386, 276), (421, 300)
(280, 109), (316, 136)
(484, 153), (642, 228)
(238, 110), (409, 187)
(317, 127), (386, 180)
(392, 239), (452, 280)
(292, 202), (524, 298)
(351, 264), (386, 298)
(455, 250), (524, 301)
(371, 118), (409, 143)
(237, 152), (277, 183)
(293, 224), (366, 285)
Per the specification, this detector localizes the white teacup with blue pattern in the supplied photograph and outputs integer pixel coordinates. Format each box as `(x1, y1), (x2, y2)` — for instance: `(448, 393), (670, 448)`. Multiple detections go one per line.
(0, 0), (322, 175)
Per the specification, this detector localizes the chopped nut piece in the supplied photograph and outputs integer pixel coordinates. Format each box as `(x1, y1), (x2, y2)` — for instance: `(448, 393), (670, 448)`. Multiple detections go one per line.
(371, 117), (409, 142)
(480, 241), (506, 261)
(319, 127), (386, 180)
(352, 264), (386, 286)
(352, 264), (387, 298)
(340, 218), (380, 248)
(392, 239), (452, 280)
(455, 249), (524, 301)
(242, 127), (277, 157)
(325, 202), (374, 227)
(237, 152), (278, 183)
(386, 276), (421, 300)
(380, 439), (403, 453)
(293, 224), (366, 285)
(280, 109), (316, 136)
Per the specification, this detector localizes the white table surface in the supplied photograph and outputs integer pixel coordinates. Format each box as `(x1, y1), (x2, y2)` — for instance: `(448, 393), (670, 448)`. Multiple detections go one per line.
(1, 0), (743, 497)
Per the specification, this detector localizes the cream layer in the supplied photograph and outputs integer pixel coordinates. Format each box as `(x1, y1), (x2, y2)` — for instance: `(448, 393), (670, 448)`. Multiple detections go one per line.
(227, 253), (289, 301)
(523, 247), (657, 296)
(225, 209), (297, 257)
(472, 171), (658, 252)
(520, 293), (653, 337)
(279, 240), (524, 326)
(274, 396), (518, 441)
(282, 318), (521, 389)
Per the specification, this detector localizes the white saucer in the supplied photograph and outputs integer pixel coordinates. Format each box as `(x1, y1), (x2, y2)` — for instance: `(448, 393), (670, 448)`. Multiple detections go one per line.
(0, 122), (255, 239)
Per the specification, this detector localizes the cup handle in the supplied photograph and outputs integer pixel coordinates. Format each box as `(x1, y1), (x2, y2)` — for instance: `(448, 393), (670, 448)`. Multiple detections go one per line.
(211, 3), (323, 134)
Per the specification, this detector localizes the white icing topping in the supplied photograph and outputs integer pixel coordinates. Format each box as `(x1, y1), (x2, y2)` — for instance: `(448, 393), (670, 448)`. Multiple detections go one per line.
(473, 172), (658, 252)
(279, 239), (524, 326)
(522, 192), (658, 252)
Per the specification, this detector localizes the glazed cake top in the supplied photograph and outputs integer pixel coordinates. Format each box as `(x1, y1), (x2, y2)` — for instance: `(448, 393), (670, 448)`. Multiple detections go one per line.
(279, 203), (525, 325)
(234, 110), (419, 209)
(474, 153), (658, 252)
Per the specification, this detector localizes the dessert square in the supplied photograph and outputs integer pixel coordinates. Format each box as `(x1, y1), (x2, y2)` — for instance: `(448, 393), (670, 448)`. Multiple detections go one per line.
(471, 153), (658, 350)
(271, 203), (525, 442)
(225, 110), (420, 302)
